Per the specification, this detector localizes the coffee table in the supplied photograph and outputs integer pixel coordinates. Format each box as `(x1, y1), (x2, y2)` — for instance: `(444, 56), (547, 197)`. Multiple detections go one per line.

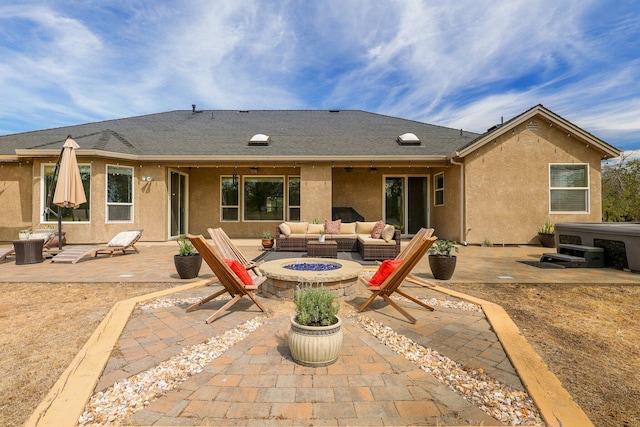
(307, 240), (338, 258)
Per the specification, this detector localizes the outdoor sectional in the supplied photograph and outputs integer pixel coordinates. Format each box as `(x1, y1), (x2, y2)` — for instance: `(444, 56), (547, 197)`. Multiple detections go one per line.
(275, 220), (401, 260)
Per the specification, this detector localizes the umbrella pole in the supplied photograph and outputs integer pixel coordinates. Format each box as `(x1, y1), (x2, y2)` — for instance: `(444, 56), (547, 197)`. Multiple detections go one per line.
(57, 206), (63, 250)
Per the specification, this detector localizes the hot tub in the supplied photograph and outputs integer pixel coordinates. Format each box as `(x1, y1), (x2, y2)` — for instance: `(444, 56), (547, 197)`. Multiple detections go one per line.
(555, 222), (640, 272)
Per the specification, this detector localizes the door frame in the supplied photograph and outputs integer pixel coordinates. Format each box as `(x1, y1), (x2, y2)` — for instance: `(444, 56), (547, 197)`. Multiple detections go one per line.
(168, 169), (189, 239)
(382, 174), (430, 236)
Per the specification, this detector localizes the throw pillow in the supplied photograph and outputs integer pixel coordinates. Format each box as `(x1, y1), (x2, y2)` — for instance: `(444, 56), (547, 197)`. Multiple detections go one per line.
(279, 222), (291, 237)
(324, 219), (341, 234)
(340, 222), (356, 234)
(381, 225), (396, 242)
(368, 259), (403, 286)
(287, 222), (309, 234)
(224, 259), (253, 286)
(370, 220), (385, 239)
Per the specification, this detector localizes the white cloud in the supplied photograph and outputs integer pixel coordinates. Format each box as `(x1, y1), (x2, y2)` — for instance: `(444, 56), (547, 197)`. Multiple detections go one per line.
(0, 0), (638, 152)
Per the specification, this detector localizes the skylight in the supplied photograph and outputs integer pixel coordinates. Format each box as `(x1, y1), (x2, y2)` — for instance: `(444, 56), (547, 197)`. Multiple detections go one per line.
(397, 133), (421, 146)
(249, 134), (271, 146)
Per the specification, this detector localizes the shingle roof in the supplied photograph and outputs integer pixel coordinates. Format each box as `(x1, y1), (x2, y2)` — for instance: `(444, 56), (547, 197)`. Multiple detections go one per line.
(1, 110), (479, 159)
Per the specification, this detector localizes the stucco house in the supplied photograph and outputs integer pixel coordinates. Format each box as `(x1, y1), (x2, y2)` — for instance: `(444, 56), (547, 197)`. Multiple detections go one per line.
(0, 104), (621, 245)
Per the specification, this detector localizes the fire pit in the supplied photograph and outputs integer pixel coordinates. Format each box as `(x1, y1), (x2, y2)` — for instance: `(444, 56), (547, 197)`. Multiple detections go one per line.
(259, 258), (363, 301)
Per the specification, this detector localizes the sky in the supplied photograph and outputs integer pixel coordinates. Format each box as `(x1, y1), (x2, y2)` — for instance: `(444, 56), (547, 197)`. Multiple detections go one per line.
(1, 0), (639, 159)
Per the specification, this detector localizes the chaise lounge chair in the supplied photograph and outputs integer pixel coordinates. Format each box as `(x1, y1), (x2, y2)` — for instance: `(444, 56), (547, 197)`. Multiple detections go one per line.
(50, 229), (143, 264)
(358, 233), (437, 324)
(186, 234), (267, 324)
(0, 246), (15, 262)
(207, 227), (261, 277)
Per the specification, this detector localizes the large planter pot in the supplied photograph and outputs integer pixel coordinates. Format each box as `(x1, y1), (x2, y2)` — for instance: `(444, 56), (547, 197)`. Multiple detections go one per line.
(288, 315), (343, 367)
(538, 232), (556, 248)
(174, 254), (202, 279)
(261, 239), (274, 249)
(428, 255), (457, 280)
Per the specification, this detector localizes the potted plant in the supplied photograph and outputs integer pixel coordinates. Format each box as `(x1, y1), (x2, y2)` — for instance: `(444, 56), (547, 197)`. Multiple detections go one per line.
(288, 287), (343, 367)
(18, 228), (31, 240)
(428, 239), (459, 280)
(261, 231), (274, 249)
(174, 235), (202, 279)
(318, 229), (326, 243)
(538, 220), (556, 248)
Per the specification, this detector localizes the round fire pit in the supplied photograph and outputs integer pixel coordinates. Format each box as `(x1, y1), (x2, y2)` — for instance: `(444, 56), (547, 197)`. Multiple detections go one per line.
(259, 258), (363, 301)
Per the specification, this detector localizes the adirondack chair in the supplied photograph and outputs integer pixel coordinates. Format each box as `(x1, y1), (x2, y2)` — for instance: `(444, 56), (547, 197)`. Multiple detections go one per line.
(358, 234), (437, 324)
(207, 227), (261, 277)
(186, 234), (267, 324)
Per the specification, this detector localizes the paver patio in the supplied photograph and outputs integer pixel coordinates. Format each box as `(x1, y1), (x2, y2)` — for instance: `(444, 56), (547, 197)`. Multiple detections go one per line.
(6, 240), (635, 426)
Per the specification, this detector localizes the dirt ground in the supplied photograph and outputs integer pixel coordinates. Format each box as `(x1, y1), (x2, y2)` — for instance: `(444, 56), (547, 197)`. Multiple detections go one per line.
(1, 281), (638, 427)
(444, 282), (640, 427)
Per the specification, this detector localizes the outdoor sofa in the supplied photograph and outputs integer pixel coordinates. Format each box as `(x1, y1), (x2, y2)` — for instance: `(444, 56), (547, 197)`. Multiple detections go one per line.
(275, 220), (401, 260)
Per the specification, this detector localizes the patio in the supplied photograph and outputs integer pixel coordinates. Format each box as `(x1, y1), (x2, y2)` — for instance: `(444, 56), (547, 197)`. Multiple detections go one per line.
(6, 240), (637, 426)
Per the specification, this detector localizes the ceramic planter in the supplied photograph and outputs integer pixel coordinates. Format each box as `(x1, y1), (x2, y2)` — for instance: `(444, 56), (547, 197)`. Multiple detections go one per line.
(538, 232), (556, 248)
(174, 254), (202, 279)
(288, 315), (343, 367)
(262, 239), (274, 249)
(428, 255), (457, 280)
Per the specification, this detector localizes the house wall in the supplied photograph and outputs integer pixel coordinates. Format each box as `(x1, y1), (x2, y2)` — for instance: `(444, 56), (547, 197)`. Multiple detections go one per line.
(332, 168), (383, 221)
(3, 158), (170, 244)
(0, 162), (34, 241)
(463, 116), (604, 245)
(429, 165), (463, 241)
(301, 164), (332, 224)
(188, 166), (306, 238)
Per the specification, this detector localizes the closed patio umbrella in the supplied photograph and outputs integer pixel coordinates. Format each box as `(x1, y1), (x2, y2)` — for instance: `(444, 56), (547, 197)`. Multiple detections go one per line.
(52, 136), (86, 248)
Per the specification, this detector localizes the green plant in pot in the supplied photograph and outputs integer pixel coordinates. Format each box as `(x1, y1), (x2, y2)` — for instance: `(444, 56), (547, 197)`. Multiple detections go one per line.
(261, 231), (274, 249)
(174, 235), (202, 279)
(538, 220), (556, 248)
(288, 287), (343, 367)
(428, 239), (459, 280)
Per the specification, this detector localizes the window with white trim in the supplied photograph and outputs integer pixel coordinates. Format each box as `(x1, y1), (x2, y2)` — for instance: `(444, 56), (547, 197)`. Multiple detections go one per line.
(106, 165), (133, 222)
(243, 176), (284, 221)
(221, 176), (239, 221)
(42, 163), (91, 222)
(288, 176), (300, 221)
(434, 173), (444, 206)
(549, 164), (589, 213)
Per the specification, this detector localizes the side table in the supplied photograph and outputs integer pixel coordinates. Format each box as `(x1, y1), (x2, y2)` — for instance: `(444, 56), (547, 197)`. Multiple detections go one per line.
(13, 239), (44, 265)
(307, 240), (338, 258)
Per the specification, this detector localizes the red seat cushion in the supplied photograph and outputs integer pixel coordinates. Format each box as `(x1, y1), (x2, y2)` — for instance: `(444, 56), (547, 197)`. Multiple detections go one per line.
(368, 259), (403, 286)
(224, 259), (253, 286)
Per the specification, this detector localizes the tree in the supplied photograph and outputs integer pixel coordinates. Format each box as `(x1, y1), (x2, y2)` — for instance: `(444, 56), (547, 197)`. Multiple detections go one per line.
(602, 155), (640, 221)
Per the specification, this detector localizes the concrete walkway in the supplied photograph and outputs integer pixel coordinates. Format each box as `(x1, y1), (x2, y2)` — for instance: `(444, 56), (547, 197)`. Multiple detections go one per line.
(9, 240), (637, 426)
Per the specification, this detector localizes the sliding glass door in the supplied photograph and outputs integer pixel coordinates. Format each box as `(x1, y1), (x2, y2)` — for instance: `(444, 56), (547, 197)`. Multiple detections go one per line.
(384, 176), (429, 235)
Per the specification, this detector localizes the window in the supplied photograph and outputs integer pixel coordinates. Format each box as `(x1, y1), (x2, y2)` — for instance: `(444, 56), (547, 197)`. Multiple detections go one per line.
(42, 163), (91, 222)
(434, 173), (444, 206)
(106, 165), (133, 222)
(549, 164), (589, 213)
(243, 176), (284, 221)
(221, 176), (239, 221)
(288, 176), (300, 221)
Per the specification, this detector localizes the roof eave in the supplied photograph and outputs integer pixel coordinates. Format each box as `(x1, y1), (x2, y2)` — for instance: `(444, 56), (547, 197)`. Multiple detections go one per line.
(15, 150), (450, 164)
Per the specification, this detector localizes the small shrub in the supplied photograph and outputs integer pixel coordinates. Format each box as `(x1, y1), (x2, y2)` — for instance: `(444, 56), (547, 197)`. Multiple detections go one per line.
(481, 238), (493, 247)
(177, 235), (196, 256)
(294, 287), (339, 326)
(428, 239), (459, 256)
